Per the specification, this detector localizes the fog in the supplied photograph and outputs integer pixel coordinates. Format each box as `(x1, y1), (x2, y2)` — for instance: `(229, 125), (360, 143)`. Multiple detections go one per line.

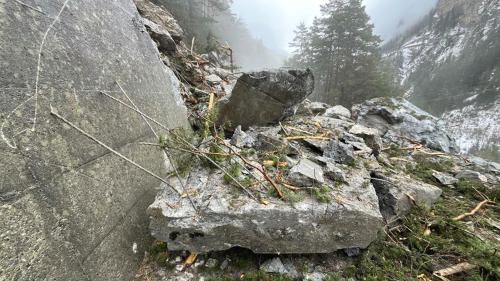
(231, 0), (438, 53)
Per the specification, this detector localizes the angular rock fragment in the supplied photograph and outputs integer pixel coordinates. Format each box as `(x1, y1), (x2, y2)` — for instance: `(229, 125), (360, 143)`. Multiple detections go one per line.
(142, 18), (177, 54)
(217, 69), (314, 130)
(349, 125), (383, 156)
(297, 100), (330, 115)
(371, 172), (442, 220)
(148, 166), (383, 254)
(134, 0), (184, 42)
(325, 163), (347, 183)
(432, 171), (458, 186)
(324, 141), (356, 166)
(230, 126), (255, 148)
(288, 159), (325, 187)
(313, 116), (354, 130)
(255, 127), (287, 152)
(324, 105), (352, 119)
(455, 170), (488, 183)
(260, 258), (288, 275)
(353, 98), (458, 153)
(206, 74), (223, 85)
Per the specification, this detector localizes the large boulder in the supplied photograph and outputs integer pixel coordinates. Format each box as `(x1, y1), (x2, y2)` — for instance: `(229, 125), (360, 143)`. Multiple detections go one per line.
(149, 166), (383, 254)
(0, 0), (188, 280)
(353, 98), (458, 153)
(371, 172), (443, 220)
(216, 69), (314, 130)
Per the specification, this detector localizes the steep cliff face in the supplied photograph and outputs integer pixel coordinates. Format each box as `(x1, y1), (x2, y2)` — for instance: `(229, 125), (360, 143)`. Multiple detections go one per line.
(384, 0), (499, 161)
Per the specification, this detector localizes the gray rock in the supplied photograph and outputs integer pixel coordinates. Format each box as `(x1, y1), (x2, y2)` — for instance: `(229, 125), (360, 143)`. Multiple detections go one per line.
(220, 259), (229, 270)
(255, 127), (286, 152)
(313, 116), (355, 130)
(260, 258), (288, 274)
(214, 68), (232, 80)
(304, 272), (325, 281)
(297, 101), (330, 115)
(206, 74), (223, 84)
(282, 259), (300, 279)
(205, 258), (218, 269)
(432, 172), (459, 186)
(344, 247), (361, 257)
(303, 138), (329, 153)
(134, 0), (184, 42)
(371, 172), (443, 220)
(455, 170), (488, 183)
(353, 98), (458, 153)
(287, 141), (302, 156)
(141, 18), (177, 54)
(288, 159), (325, 187)
(230, 126), (255, 148)
(325, 163), (347, 183)
(217, 69), (314, 130)
(349, 125), (383, 156)
(149, 166), (383, 254)
(324, 141), (356, 166)
(0, 0), (189, 280)
(324, 105), (351, 119)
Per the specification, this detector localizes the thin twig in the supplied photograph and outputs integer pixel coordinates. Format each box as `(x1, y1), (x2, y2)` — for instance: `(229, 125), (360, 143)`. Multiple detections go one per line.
(116, 81), (198, 212)
(215, 137), (284, 199)
(13, 0), (46, 14)
(50, 106), (181, 196)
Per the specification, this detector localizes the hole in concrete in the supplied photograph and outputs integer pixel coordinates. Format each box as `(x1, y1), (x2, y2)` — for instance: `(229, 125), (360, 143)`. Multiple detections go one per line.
(169, 231), (180, 241)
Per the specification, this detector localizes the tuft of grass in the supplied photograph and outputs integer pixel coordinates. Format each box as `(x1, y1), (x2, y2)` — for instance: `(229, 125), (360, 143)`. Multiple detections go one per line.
(355, 202), (500, 280)
(223, 163), (241, 185)
(386, 144), (406, 158)
(268, 186), (305, 203)
(312, 185), (332, 203)
(406, 154), (454, 185)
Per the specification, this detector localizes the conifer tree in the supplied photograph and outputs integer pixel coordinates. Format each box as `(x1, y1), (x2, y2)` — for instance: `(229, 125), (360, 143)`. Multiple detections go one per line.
(288, 0), (399, 106)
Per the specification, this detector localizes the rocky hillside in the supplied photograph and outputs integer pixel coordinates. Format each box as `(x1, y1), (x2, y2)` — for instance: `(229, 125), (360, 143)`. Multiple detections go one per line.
(383, 0), (499, 161)
(131, 3), (499, 279)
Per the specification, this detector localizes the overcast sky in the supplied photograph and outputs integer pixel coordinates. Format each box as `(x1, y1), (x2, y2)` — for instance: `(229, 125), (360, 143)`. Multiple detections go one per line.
(231, 0), (438, 52)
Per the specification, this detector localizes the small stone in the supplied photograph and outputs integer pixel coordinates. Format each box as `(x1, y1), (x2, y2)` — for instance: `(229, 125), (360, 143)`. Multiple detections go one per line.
(220, 259), (229, 270)
(255, 128), (286, 152)
(325, 163), (347, 183)
(324, 141), (356, 166)
(288, 159), (325, 187)
(349, 125), (383, 156)
(303, 138), (328, 153)
(344, 247), (361, 257)
(324, 105), (351, 119)
(304, 272), (325, 281)
(206, 74), (222, 84)
(205, 258), (218, 269)
(432, 171), (458, 186)
(260, 258), (287, 274)
(282, 259), (299, 279)
(230, 126), (255, 148)
(308, 102), (330, 115)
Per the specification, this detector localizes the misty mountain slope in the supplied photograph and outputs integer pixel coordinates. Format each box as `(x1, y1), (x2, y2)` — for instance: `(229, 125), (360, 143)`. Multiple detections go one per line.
(383, 0), (500, 161)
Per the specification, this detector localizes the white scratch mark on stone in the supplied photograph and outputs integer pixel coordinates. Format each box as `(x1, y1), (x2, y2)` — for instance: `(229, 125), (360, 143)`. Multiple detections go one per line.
(1, 0), (70, 149)
(33, 0), (71, 130)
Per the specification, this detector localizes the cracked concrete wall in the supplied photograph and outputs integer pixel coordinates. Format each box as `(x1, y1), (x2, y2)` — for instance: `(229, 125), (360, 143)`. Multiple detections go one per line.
(0, 0), (189, 280)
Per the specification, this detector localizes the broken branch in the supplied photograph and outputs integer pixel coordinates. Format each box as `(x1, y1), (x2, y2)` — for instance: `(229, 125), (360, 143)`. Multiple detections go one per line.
(452, 200), (495, 221)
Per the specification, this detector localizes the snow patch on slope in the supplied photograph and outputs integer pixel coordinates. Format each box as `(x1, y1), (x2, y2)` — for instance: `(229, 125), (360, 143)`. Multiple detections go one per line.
(442, 102), (500, 154)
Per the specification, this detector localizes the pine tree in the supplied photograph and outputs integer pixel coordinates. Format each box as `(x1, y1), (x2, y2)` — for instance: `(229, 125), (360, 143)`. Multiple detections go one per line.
(289, 0), (400, 106)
